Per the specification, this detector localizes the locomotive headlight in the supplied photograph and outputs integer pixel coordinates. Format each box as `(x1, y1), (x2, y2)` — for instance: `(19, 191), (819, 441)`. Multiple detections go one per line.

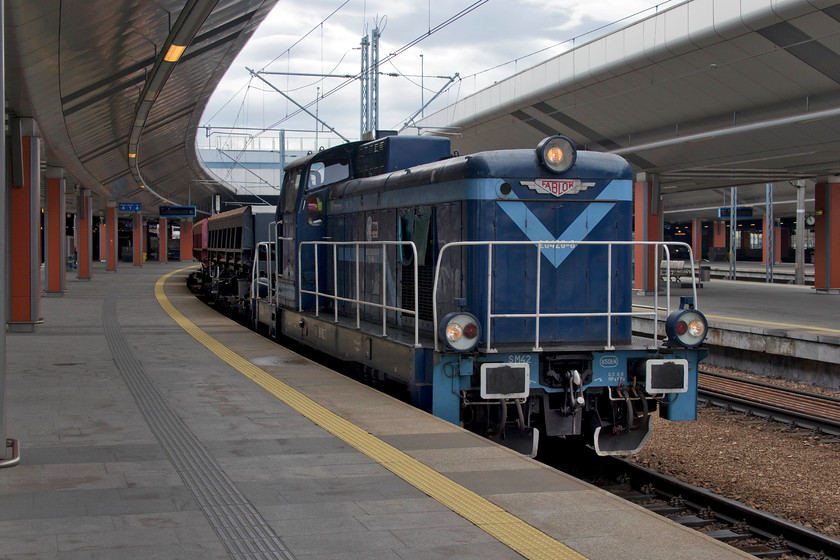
(440, 312), (481, 352)
(537, 135), (577, 174)
(665, 308), (708, 348)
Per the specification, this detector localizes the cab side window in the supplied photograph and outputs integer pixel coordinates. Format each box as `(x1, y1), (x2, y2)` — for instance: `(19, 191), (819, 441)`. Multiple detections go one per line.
(308, 162), (324, 189)
(303, 156), (349, 227)
(306, 157), (349, 190)
(280, 167), (303, 213)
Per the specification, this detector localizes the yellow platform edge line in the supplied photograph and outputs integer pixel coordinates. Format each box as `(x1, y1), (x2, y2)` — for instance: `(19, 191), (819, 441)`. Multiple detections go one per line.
(155, 268), (589, 560)
(631, 304), (840, 334)
(702, 313), (840, 334)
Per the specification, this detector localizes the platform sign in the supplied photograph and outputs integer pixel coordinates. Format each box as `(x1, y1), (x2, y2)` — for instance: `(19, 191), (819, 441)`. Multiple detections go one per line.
(718, 206), (753, 219)
(159, 205), (196, 218)
(119, 203), (142, 212)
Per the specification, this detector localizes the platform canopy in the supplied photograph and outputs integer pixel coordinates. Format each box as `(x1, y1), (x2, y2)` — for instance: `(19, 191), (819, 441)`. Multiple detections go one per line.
(418, 0), (840, 218)
(5, 0), (278, 215)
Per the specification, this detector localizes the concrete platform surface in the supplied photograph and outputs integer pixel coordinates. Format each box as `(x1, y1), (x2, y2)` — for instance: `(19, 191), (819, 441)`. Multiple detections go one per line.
(0, 262), (752, 559)
(635, 277), (839, 336)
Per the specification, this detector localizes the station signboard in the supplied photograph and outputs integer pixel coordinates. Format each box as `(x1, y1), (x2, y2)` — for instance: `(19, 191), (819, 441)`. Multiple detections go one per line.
(159, 205), (196, 218)
(717, 206), (753, 219)
(118, 203), (142, 212)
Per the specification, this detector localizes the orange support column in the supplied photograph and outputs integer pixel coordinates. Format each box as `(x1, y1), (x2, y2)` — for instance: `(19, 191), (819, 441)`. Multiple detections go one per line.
(9, 119), (42, 332)
(106, 202), (118, 272)
(633, 173), (662, 293)
(159, 218), (168, 263)
(98, 217), (107, 261)
(78, 189), (93, 280)
(45, 167), (67, 296)
(180, 219), (193, 262)
(73, 214), (78, 264)
(712, 222), (726, 247)
(761, 219), (783, 264)
(762, 217), (770, 265)
(814, 180), (840, 293)
(707, 221), (726, 262)
(777, 226), (783, 263)
(133, 212), (143, 266)
(690, 218), (703, 261)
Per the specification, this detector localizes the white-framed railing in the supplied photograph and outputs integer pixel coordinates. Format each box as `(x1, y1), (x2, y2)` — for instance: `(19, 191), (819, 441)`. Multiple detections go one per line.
(250, 241), (272, 303)
(276, 237), (696, 354)
(432, 240), (698, 352)
(297, 241), (421, 347)
(266, 221), (299, 308)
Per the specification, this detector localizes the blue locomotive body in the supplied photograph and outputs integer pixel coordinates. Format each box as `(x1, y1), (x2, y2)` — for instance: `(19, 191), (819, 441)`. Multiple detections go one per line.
(194, 134), (708, 456)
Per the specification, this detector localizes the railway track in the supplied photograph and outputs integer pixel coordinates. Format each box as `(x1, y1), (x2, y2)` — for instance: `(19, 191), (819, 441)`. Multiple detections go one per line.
(604, 456), (840, 559)
(698, 370), (840, 437)
(546, 372), (840, 559)
(547, 445), (840, 559)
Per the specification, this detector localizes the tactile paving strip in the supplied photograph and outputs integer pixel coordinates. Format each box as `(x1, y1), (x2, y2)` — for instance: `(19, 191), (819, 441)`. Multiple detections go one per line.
(103, 295), (296, 560)
(156, 268), (589, 560)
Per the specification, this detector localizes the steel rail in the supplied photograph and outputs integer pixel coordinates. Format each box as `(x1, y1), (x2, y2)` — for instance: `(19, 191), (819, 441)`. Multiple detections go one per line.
(611, 457), (840, 559)
(698, 371), (840, 437)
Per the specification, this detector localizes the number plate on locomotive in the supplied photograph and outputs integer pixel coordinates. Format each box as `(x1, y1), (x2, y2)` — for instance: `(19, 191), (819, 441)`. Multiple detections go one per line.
(645, 359), (689, 393)
(480, 363), (530, 399)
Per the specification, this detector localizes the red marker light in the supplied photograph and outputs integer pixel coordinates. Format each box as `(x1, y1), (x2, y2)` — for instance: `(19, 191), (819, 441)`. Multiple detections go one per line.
(463, 323), (478, 339)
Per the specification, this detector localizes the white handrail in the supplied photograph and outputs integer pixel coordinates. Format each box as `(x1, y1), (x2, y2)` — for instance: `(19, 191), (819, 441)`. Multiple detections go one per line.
(251, 241), (270, 303)
(432, 240), (697, 352)
(267, 222), (276, 301)
(297, 241), (421, 347)
(272, 223), (296, 308)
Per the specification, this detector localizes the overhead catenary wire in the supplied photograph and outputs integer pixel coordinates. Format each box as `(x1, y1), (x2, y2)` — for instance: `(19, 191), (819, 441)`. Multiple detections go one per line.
(259, 0), (351, 73)
(208, 0), (677, 135)
(200, 1), (686, 207)
(248, 68), (352, 143)
(203, 1), (351, 129)
(257, 0), (489, 132)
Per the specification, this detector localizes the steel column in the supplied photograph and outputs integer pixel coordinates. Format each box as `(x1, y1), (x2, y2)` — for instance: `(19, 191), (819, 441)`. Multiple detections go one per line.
(371, 26), (380, 133)
(728, 187), (737, 280)
(360, 34), (370, 137)
(0, 0), (15, 466)
(765, 183), (774, 283)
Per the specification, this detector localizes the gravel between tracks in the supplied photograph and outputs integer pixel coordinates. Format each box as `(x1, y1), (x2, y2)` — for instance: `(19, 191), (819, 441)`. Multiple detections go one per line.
(630, 369), (840, 540)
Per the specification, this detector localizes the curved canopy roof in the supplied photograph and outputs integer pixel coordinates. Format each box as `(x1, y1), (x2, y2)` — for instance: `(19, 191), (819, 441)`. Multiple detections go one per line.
(418, 0), (840, 218)
(5, 0), (278, 215)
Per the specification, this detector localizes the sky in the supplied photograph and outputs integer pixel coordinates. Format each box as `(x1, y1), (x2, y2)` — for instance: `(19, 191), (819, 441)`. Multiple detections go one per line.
(198, 0), (680, 152)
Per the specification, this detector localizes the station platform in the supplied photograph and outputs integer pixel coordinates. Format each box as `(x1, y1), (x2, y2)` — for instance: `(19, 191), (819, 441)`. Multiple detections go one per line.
(632, 265), (840, 388)
(706, 261), (814, 284)
(0, 262), (752, 560)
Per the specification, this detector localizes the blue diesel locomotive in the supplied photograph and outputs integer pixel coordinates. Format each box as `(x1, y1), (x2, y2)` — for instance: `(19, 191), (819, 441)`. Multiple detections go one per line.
(192, 134), (708, 456)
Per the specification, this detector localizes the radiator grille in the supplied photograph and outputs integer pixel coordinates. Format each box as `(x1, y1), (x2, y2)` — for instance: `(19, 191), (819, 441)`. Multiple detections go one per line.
(401, 265), (435, 322)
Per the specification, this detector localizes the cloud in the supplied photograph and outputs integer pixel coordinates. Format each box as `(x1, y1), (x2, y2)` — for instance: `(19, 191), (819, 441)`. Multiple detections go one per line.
(199, 0), (670, 148)
(519, 0), (674, 30)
